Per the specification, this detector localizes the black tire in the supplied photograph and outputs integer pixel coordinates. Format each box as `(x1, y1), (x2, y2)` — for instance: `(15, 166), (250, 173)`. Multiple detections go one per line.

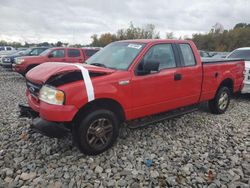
(73, 109), (119, 155)
(208, 86), (231, 114)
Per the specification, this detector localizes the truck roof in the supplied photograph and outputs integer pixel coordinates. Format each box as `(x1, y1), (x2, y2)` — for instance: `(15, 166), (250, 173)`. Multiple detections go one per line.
(116, 39), (191, 44)
(48, 47), (82, 50)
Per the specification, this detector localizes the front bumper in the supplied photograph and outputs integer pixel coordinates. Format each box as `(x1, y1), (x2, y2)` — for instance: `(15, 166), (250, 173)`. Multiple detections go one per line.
(19, 103), (38, 118)
(31, 117), (70, 138)
(12, 63), (26, 74)
(27, 92), (79, 122)
(19, 104), (70, 138)
(0, 61), (13, 68)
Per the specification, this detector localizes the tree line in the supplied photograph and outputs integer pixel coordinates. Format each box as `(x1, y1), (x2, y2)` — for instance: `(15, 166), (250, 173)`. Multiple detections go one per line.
(192, 23), (250, 52)
(1, 22), (250, 52)
(90, 22), (250, 52)
(90, 22), (160, 47)
(0, 41), (69, 49)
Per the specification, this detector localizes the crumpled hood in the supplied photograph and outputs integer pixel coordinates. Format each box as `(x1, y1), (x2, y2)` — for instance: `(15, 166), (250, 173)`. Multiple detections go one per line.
(26, 62), (115, 84)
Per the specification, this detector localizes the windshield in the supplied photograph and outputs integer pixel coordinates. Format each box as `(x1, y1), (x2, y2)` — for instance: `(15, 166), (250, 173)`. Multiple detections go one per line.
(227, 49), (250, 61)
(86, 42), (146, 70)
(39, 49), (52, 56)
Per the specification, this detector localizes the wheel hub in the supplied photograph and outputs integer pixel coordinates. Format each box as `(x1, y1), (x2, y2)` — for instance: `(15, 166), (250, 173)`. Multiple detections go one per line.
(95, 127), (105, 138)
(218, 91), (228, 110)
(86, 118), (113, 149)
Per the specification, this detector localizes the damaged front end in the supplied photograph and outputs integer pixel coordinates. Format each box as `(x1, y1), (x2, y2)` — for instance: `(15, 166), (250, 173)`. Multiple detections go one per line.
(20, 63), (113, 138)
(19, 103), (70, 138)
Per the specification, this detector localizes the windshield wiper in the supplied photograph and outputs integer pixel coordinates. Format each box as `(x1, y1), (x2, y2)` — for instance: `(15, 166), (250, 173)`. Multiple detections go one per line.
(90, 63), (107, 68)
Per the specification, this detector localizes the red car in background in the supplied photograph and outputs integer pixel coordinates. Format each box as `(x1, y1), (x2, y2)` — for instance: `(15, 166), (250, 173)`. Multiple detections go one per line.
(13, 47), (99, 76)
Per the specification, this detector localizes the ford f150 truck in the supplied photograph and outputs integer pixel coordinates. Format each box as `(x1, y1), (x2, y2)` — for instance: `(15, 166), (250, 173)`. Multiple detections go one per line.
(13, 47), (99, 76)
(22, 39), (245, 155)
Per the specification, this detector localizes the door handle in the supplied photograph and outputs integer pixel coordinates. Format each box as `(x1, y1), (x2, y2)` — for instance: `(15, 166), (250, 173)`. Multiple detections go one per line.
(174, 73), (182, 81)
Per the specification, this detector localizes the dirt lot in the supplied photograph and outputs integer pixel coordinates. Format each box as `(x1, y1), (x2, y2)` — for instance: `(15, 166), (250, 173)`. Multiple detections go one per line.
(0, 67), (249, 188)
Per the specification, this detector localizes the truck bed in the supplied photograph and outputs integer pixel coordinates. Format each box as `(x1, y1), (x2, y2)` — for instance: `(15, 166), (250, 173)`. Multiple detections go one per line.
(200, 58), (245, 102)
(202, 58), (244, 64)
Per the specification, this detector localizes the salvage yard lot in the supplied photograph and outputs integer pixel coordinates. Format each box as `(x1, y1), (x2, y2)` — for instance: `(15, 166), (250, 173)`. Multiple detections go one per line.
(0, 67), (249, 187)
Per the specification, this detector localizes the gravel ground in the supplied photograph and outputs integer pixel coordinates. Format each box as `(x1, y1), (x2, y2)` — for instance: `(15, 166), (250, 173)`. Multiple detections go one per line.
(0, 66), (250, 188)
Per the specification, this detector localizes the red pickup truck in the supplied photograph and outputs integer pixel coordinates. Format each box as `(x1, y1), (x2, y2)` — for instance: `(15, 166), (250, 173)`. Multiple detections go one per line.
(13, 47), (99, 76)
(22, 39), (244, 155)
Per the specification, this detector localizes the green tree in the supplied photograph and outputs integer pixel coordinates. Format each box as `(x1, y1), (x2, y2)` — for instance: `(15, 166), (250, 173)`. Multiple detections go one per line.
(56, 41), (63, 47)
(192, 22), (250, 51)
(166, 32), (175, 39)
(90, 22), (160, 47)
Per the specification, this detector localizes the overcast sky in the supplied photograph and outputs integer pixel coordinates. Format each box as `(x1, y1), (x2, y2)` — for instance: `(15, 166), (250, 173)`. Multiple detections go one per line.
(0, 0), (249, 45)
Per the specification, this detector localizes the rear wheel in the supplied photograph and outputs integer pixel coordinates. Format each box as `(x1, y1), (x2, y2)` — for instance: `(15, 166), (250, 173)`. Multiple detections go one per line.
(73, 109), (119, 155)
(208, 86), (231, 114)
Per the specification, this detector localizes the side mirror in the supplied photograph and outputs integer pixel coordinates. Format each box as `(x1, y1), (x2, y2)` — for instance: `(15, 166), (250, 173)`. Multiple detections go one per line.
(143, 60), (159, 73)
(48, 54), (54, 58)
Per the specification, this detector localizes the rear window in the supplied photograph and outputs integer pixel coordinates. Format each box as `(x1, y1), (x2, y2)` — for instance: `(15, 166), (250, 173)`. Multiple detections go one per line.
(179, 44), (196, 66)
(68, 49), (81, 57)
(227, 50), (250, 61)
(85, 49), (99, 57)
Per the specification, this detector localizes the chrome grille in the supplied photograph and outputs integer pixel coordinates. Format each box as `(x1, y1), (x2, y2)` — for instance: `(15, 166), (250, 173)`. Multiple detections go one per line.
(26, 80), (42, 97)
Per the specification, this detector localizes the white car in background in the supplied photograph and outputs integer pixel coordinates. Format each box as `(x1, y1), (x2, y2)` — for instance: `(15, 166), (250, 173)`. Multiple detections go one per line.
(227, 47), (250, 93)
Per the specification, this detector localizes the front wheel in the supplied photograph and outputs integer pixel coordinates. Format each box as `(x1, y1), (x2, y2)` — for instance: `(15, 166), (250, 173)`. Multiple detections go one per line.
(73, 109), (119, 155)
(208, 86), (231, 114)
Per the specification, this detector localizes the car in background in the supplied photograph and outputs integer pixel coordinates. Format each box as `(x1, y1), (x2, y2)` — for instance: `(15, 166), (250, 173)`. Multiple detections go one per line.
(0, 46), (17, 57)
(0, 50), (19, 65)
(0, 47), (49, 68)
(226, 47), (250, 93)
(13, 47), (97, 76)
(211, 52), (230, 59)
(199, 50), (211, 58)
(0, 46), (15, 51)
(17, 47), (28, 51)
(0, 50), (27, 68)
(82, 47), (101, 58)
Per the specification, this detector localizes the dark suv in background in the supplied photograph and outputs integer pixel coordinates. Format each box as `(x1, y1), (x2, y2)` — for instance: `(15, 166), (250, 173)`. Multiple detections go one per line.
(0, 47), (49, 68)
(82, 47), (101, 57)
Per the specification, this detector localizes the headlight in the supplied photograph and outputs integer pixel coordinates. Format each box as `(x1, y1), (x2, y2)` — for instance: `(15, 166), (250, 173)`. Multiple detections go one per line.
(15, 58), (25, 64)
(39, 85), (65, 105)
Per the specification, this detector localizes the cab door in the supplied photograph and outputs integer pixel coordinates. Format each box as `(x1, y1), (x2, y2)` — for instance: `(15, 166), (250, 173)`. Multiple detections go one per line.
(173, 43), (203, 105)
(66, 49), (84, 63)
(48, 49), (66, 62)
(130, 43), (182, 119)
